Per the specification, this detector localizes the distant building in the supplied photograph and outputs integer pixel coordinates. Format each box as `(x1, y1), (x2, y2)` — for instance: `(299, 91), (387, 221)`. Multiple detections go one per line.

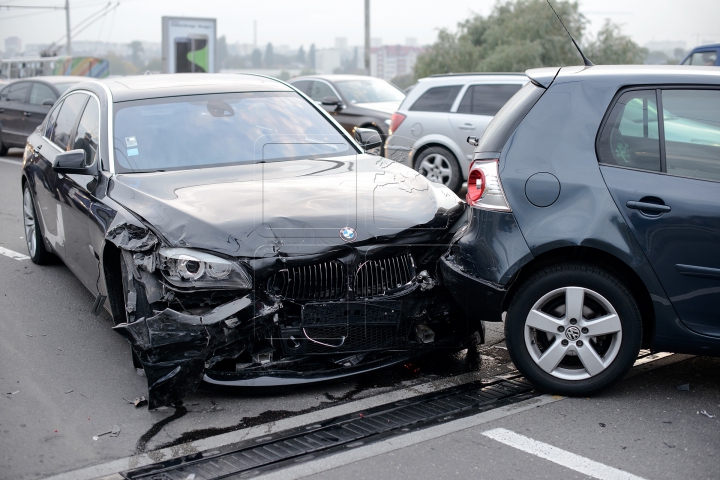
(4, 37), (22, 57)
(316, 48), (342, 74)
(370, 45), (423, 81)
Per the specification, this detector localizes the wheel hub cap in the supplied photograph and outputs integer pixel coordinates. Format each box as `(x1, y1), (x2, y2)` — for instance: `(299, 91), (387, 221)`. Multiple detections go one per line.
(565, 326), (581, 341)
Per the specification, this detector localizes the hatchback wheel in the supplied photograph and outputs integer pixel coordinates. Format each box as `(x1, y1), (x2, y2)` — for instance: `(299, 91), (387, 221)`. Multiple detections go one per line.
(505, 263), (641, 396)
(23, 184), (54, 265)
(414, 146), (462, 193)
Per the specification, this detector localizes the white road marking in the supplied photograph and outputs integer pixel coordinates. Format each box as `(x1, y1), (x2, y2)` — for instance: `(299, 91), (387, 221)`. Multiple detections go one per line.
(0, 246), (29, 261)
(0, 158), (22, 166)
(482, 428), (646, 480)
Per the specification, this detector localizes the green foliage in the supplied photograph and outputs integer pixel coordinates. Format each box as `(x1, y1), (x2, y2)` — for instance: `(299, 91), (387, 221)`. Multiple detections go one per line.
(308, 44), (316, 69)
(414, 0), (645, 79)
(106, 52), (138, 75)
(390, 73), (415, 90)
(128, 41), (144, 68)
(585, 20), (648, 65)
(297, 46), (306, 64)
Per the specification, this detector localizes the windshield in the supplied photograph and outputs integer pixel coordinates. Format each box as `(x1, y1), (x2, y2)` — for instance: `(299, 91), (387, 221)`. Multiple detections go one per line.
(113, 91), (354, 173)
(335, 78), (405, 104)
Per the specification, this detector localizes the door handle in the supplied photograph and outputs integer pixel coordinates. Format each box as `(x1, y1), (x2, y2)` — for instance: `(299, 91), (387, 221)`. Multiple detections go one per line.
(626, 200), (671, 213)
(23, 112), (32, 117)
(458, 123), (475, 130)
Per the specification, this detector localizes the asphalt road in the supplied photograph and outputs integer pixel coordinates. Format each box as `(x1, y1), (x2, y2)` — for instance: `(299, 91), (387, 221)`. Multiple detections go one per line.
(1, 148), (718, 480)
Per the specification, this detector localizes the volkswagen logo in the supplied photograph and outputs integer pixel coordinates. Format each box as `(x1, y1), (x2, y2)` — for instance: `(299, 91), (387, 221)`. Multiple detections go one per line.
(340, 227), (357, 243)
(565, 325), (582, 341)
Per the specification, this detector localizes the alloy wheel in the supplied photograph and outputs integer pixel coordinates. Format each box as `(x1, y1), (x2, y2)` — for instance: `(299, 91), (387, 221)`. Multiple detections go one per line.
(419, 153), (453, 186)
(23, 188), (37, 258)
(524, 286), (623, 381)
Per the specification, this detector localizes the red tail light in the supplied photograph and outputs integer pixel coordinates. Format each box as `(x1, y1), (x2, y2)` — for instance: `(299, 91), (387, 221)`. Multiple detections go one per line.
(466, 159), (512, 212)
(389, 112), (406, 135)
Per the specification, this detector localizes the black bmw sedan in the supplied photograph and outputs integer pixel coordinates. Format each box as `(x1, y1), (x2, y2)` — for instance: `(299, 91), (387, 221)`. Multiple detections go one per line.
(20, 74), (476, 408)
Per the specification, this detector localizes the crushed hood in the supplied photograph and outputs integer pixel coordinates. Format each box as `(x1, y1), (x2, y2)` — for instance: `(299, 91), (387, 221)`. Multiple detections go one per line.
(108, 154), (463, 257)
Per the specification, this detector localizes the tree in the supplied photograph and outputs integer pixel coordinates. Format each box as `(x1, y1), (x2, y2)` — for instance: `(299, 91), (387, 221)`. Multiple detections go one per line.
(264, 43), (275, 67)
(308, 43), (316, 69)
(217, 35), (228, 69)
(414, 0), (644, 79)
(585, 20), (647, 65)
(128, 41), (144, 68)
(251, 48), (262, 68)
(296, 46), (306, 64)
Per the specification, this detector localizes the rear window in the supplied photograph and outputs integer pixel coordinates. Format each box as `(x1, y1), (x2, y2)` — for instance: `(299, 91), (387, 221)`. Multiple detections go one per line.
(457, 84), (523, 116)
(409, 85), (462, 112)
(475, 82), (545, 153)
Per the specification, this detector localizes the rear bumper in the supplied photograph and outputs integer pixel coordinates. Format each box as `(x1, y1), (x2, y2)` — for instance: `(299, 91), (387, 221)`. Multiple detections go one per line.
(439, 254), (506, 322)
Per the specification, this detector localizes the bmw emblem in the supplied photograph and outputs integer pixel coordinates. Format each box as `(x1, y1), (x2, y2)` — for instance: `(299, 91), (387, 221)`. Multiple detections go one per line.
(340, 227), (357, 242)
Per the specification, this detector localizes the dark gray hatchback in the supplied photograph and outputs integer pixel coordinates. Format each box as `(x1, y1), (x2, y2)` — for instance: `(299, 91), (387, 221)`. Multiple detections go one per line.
(441, 65), (720, 395)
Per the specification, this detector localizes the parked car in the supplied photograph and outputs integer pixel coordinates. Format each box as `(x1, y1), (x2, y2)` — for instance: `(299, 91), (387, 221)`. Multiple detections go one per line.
(680, 43), (719, 66)
(385, 73), (527, 192)
(0, 76), (85, 155)
(21, 73), (477, 409)
(289, 74), (405, 153)
(441, 65), (720, 396)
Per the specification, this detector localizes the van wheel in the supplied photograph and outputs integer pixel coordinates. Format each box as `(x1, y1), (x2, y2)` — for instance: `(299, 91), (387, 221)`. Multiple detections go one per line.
(505, 263), (641, 396)
(415, 146), (462, 193)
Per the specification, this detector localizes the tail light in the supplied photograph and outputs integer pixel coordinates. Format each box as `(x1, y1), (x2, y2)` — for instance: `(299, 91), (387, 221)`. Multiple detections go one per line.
(388, 112), (406, 135)
(466, 159), (512, 212)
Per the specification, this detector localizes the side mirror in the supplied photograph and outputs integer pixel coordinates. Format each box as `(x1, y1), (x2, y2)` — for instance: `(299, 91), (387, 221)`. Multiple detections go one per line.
(353, 127), (382, 151)
(52, 149), (92, 174)
(42, 99), (56, 106)
(320, 96), (343, 112)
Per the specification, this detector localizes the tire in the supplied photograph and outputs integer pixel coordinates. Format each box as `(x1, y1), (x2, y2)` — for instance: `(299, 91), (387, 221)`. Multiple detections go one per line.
(505, 262), (641, 396)
(414, 146), (462, 193)
(22, 184), (55, 265)
(0, 137), (9, 157)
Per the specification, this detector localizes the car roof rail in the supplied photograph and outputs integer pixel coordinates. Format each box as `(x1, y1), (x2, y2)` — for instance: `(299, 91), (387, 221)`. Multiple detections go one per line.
(427, 72), (526, 77)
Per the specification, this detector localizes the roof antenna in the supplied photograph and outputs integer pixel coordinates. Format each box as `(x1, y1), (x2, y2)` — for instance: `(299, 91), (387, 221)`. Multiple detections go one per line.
(546, 0), (594, 67)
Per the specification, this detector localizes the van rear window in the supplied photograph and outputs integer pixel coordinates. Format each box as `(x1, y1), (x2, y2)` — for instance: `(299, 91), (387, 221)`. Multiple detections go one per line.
(475, 82), (545, 154)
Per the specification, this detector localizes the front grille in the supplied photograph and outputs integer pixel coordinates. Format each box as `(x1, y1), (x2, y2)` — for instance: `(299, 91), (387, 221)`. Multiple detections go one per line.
(267, 261), (346, 301)
(355, 253), (416, 298)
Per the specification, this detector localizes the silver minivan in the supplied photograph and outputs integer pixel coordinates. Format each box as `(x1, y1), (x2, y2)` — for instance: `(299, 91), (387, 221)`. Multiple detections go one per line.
(385, 73), (527, 192)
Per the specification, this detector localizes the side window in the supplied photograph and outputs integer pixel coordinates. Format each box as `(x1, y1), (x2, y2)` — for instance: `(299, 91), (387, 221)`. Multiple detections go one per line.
(597, 90), (660, 171)
(687, 51), (717, 66)
(662, 89), (720, 182)
(71, 98), (100, 165)
(308, 81), (336, 102)
(292, 80), (312, 95)
(5, 82), (31, 103)
(409, 85), (462, 112)
(457, 84), (523, 116)
(29, 83), (57, 106)
(44, 100), (64, 139)
(50, 93), (88, 151)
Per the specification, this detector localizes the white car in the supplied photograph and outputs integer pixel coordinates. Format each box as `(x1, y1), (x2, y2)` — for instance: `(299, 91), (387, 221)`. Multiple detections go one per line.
(385, 73), (528, 192)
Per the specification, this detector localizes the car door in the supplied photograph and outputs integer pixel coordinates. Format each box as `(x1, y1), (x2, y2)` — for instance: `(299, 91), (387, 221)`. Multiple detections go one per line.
(62, 95), (102, 291)
(449, 83), (523, 160)
(0, 81), (32, 146)
(598, 88), (720, 338)
(33, 92), (89, 263)
(24, 81), (58, 136)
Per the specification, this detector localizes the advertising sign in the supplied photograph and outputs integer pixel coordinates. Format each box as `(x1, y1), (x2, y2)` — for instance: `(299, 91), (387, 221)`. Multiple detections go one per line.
(162, 16), (216, 73)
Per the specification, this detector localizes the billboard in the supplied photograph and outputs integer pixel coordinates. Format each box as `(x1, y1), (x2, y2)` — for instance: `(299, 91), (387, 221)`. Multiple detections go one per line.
(162, 16), (216, 73)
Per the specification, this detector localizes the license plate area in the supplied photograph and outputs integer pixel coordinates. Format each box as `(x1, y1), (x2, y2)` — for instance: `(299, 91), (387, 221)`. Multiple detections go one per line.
(302, 301), (402, 327)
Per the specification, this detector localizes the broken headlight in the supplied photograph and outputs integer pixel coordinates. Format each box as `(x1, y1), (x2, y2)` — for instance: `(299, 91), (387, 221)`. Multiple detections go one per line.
(158, 248), (252, 289)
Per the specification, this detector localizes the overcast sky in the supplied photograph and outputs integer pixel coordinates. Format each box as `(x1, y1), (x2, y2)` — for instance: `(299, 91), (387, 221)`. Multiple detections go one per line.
(1, 0), (718, 51)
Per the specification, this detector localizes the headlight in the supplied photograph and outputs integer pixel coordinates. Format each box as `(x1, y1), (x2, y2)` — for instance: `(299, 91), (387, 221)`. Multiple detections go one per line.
(158, 248), (252, 289)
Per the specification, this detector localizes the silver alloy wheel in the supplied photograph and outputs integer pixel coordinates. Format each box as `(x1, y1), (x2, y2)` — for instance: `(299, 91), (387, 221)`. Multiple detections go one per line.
(23, 188), (37, 258)
(419, 153), (453, 186)
(524, 286), (623, 381)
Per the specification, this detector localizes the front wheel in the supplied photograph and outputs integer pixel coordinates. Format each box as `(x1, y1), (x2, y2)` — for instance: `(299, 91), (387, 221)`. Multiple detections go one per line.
(505, 263), (641, 396)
